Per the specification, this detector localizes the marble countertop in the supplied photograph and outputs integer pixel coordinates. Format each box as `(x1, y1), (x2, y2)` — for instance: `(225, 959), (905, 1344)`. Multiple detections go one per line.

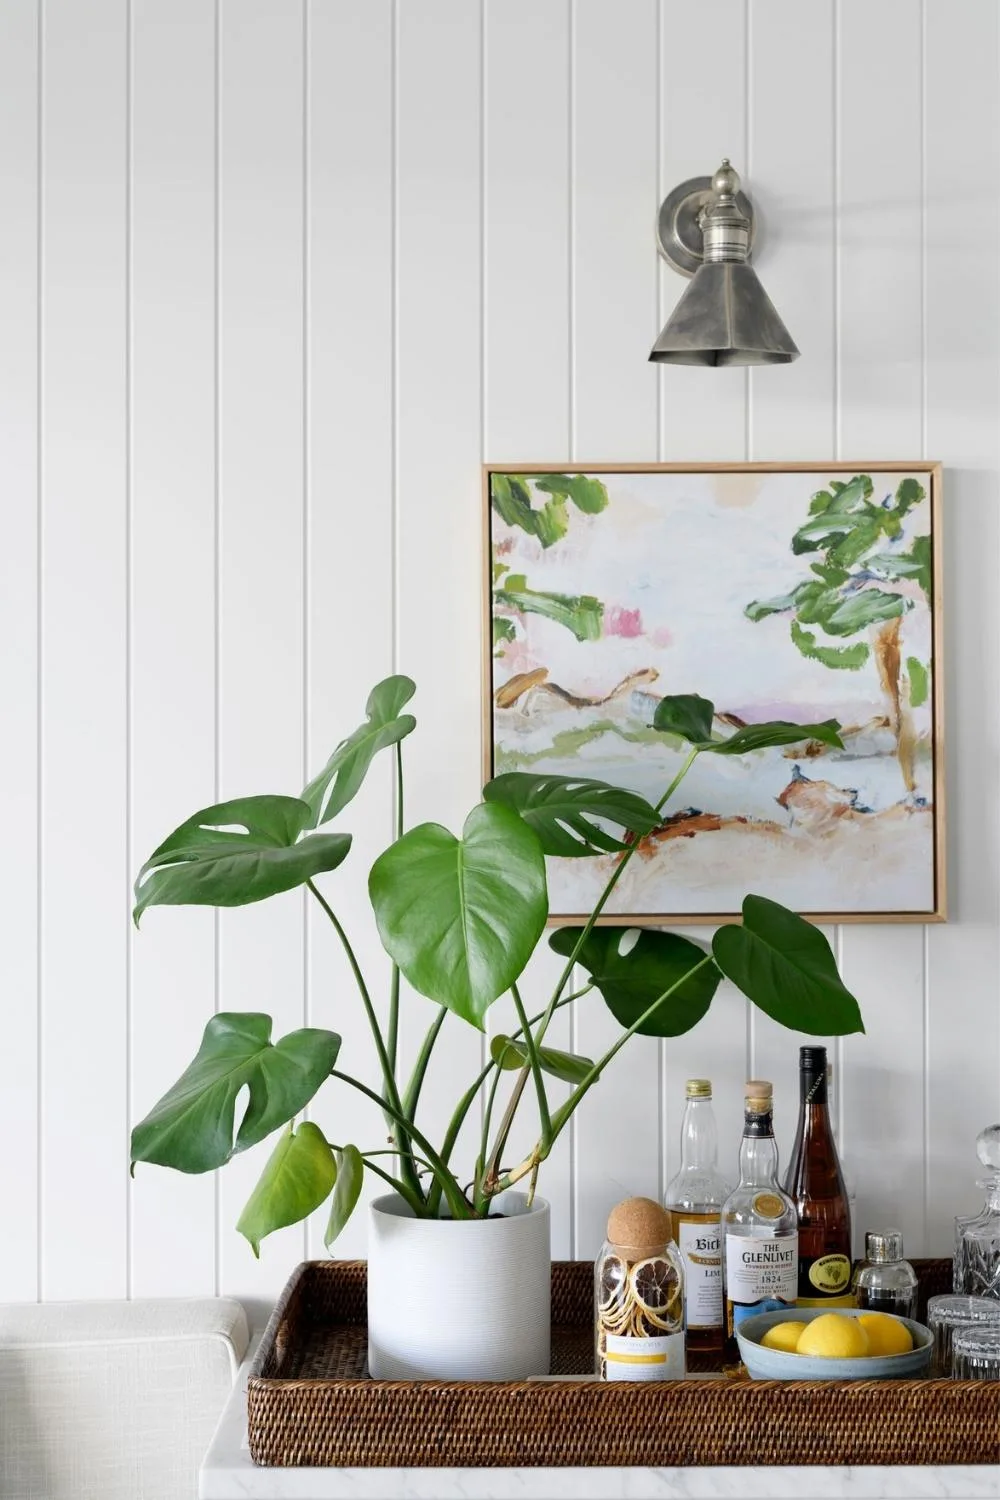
(199, 1339), (999, 1500)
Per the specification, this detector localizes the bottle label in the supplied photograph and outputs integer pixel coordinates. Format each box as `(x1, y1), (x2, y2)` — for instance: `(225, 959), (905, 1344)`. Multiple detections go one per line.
(725, 1232), (798, 1334)
(751, 1192), (786, 1220)
(795, 1251), (854, 1305)
(807, 1253), (853, 1294)
(602, 1331), (685, 1382)
(676, 1217), (723, 1329)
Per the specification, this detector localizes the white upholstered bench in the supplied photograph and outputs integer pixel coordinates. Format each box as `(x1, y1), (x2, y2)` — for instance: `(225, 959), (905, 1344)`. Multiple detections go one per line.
(0, 1297), (248, 1500)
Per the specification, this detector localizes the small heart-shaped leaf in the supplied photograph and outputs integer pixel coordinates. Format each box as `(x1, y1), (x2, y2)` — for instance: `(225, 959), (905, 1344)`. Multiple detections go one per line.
(237, 1122), (337, 1258)
(324, 1144), (366, 1249)
(490, 1034), (594, 1085)
(652, 694), (715, 744)
(301, 676), (416, 827)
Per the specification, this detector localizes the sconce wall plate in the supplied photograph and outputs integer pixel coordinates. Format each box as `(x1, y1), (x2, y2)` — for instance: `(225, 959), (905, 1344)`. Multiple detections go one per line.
(650, 158), (798, 367)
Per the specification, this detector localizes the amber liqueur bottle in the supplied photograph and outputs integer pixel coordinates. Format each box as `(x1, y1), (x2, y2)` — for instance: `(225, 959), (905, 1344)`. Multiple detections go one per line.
(784, 1045), (854, 1306)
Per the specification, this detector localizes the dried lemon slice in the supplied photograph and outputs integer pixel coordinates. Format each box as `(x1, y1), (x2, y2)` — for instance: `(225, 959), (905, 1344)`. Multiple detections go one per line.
(598, 1254), (627, 1312)
(632, 1260), (680, 1320)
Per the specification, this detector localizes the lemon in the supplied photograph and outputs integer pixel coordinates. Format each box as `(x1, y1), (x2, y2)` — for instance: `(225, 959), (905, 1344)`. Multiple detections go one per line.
(797, 1313), (870, 1358)
(760, 1320), (808, 1353)
(858, 1312), (913, 1356)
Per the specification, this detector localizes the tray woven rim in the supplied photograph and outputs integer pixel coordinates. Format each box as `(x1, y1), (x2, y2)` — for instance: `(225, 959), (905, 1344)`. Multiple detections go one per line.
(247, 1257), (1000, 1468)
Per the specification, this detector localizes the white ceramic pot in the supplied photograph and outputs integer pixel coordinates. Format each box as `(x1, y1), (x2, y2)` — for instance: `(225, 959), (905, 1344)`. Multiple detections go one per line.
(367, 1190), (551, 1380)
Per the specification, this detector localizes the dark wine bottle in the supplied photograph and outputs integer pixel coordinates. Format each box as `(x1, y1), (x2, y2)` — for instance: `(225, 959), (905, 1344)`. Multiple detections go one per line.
(783, 1046), (854, 1306)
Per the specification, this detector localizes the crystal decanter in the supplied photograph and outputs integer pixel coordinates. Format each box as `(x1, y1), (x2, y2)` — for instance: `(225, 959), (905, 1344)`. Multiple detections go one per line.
(954, 1125), (1000, 1299)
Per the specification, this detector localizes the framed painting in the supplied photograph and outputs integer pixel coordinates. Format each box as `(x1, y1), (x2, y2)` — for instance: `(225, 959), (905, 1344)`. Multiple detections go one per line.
(483, 461), (944, 924)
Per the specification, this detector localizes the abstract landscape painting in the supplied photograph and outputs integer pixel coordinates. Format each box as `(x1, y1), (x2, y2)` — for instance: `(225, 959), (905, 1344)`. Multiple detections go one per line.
(485, 464), (943, 921)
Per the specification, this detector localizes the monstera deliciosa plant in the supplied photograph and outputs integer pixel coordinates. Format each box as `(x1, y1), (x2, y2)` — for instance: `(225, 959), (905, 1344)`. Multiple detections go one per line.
(130, 677), (865, 1254)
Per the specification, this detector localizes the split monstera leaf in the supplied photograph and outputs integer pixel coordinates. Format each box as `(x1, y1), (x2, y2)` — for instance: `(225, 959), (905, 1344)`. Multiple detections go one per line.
(130, 677), (863, 1254)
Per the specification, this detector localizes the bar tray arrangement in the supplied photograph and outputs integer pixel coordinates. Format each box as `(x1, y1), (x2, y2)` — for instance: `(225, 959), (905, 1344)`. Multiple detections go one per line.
(247, 1259), (999, 1467)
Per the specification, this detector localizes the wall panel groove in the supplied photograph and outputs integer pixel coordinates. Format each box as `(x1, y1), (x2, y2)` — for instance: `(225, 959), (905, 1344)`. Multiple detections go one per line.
(1, 0), (996, 1298)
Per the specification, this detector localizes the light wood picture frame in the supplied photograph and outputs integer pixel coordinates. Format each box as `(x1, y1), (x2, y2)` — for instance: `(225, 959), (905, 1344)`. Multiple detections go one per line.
(482, 461), (945, 925)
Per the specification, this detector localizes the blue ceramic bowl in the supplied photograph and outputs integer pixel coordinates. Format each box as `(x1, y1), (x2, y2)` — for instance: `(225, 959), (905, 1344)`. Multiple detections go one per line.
(735, 1306), (933, 1380)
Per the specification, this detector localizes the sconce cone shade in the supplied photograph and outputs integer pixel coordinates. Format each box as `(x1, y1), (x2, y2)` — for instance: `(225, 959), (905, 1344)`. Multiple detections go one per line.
(649, 261), (799, 367)
(650, 158), (799, 367)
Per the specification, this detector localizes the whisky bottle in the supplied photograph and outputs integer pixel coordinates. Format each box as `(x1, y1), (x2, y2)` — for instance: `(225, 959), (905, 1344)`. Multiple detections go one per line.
(664, 1079), (731, 1352)
(783, 1045), (854, 1306)
(721, 1081), (798, 1357)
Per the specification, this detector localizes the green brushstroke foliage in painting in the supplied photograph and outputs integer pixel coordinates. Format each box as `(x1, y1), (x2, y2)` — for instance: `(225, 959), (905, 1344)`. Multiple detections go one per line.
(745, 473), (932, 798)
(907, 656), (929, 709)
(490, 472), (611, 653)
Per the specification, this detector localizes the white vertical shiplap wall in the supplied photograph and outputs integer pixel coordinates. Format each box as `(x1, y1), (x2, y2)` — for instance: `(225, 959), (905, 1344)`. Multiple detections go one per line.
(40, 0), (129, 1301)
(1, 0), (997, 1304)
(484, 0), (575, 1257)
(837, 0), (928, 1254)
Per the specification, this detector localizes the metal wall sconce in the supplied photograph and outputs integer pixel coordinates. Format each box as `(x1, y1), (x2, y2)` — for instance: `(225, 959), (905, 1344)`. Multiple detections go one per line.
(649, 159), (799, 367)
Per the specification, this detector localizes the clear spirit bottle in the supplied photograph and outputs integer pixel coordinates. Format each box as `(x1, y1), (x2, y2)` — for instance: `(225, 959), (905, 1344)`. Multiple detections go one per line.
(955, 1125), (1000, 1300)
(664, 1079), (731, 1353)
(722, 1080), (798, 1360)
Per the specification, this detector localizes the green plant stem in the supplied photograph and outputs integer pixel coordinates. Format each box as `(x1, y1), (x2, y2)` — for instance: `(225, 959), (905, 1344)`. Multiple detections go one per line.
(425, 984), (592, 1217)
(307, 879), (423, 1205)
(534, 747), (700, 1051)
(321, 1138), (426, 1215)
(307, 881), (399, 1111)
(386, 742), (405, 1079)
(329, 1068), (475, 1220)
(492, 954), (714, 1196)
(401, 1006), (448, 1122)
(477, 1065), (504, 1200)
(362, 1148), (439, 1175)
(510, 982), (551, 1149)
(358, 1157), (424, 1214)
(483, 749), (702, 1195)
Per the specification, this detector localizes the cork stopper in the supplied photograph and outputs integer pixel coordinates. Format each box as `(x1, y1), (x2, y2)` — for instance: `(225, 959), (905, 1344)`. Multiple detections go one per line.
(686, 1078), (712, 1098)
(606, 1196), (673, 1260)
(745, 1079), (773, 1111)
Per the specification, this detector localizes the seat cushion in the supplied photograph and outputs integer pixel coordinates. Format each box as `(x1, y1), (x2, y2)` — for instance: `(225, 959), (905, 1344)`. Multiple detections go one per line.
(0, 1298), (249, 1500)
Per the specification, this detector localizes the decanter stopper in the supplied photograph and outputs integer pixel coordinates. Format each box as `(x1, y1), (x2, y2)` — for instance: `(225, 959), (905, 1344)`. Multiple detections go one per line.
(976, 1124), (1000, 1172)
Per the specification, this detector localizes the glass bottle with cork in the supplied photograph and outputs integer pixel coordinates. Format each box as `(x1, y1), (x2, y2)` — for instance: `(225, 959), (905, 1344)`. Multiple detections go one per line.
(783, 1045), (854, 1307)
(664, 1078), (730, 1352)
(595, 1197), (685, 1381)
(721, 1080), (798, 1360)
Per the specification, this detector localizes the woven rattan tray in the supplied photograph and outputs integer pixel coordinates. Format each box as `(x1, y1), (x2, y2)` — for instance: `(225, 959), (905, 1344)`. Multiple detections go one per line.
(247, 1258), (1000, 1467)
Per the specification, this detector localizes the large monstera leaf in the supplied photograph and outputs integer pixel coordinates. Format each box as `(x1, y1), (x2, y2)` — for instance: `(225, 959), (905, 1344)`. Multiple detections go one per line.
(130, 1013), (341, 1174)
(237, 1122), (338, 1257)
(713, 896), (865, 1036)
(369, 803), (548, 1029)
(549, 927), (719, 1036)
(483, 773), (661, 857)
(133, 796), (352, 922)
(301, 676), (416, 828)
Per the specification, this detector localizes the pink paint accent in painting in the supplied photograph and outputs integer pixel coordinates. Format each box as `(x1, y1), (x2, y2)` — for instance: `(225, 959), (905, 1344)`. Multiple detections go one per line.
(606, 605), (643, 638)
(651, 626), (673, 648)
